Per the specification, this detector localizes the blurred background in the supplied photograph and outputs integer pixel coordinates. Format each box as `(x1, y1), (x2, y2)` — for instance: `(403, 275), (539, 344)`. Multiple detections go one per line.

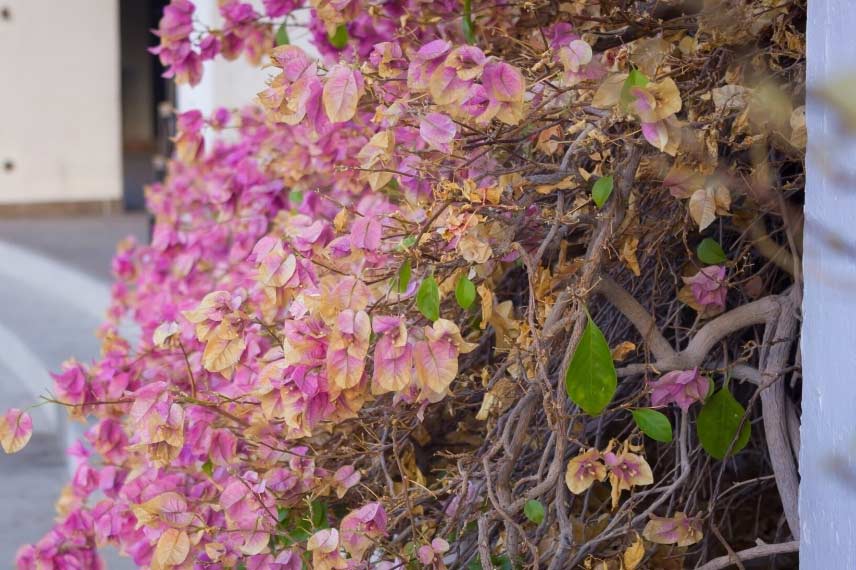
(0, 0), (274, 564)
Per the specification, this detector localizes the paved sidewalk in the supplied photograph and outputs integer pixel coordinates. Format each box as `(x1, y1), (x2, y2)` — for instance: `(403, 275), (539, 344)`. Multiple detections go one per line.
(0, 214), (147, 567)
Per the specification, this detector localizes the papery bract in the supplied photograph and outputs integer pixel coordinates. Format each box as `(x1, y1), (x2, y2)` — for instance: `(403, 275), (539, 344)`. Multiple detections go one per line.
(683, 265), (728, 310)
(340, 502), (387, 560)
(322, 64), (363, 123)
(604, 448), (654, 508)
(420, 112), (457, 153)
(650, 368), (710, 411)
(565, 448), (607, 494)
(0, 408), (33, 454)
(643, 512), (704, 546)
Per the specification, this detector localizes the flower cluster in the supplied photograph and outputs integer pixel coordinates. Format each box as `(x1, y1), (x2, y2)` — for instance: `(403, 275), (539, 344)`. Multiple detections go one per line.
(565, 441), (654, 508)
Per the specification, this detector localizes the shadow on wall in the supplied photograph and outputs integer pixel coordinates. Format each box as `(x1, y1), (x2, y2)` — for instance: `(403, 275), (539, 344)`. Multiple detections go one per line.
(120, 0), (172, 211)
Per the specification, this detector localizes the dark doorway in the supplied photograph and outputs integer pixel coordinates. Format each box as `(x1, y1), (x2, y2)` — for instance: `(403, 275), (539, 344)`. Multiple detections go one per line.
(119, 0), (172, 211)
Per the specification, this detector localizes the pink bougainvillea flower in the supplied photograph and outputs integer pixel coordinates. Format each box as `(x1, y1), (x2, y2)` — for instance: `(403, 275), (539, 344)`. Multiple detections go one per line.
(650, 368), (710, 411)
(683, 265), (728, 310)
(629, 79), (682, 124)
(557, 39), (593, 74)
(565, 448), (607, 494)
(461, 83), (492, 121)
(372, 317), (413, 395)
(417, 538), (450, 568)
(643, 512), (704, 546)
(153, 0), (194, 42)
(482, 61), (525, 102)
(414, 319), (476, 403)
(322, 64), (363, 123)
(332, 464), (361, 498)
(603, 445), (654, 508)
(326, 309), (371, 391)
(369, 41), (406, 79)
(340, 502), (387, 560)
(641, 120), (668, 151)
(198, 34), (221, 61)
(407, 39), (452, 91)
(546, 22), (578, 47)
(220, 0), (257, 26)
(481, 60), (526, 125)
(419, 112), (457, 153)
(263, 0), (299, 17)
(350, 216), (382, 251)
(444, 45), (486, 80)
(307, 528), (346, 570)
(429, 64), (473, 106)
(0, 408), (33, 454)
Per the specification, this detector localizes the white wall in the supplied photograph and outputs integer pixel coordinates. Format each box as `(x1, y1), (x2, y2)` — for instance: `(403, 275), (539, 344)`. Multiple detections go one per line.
(0, 0), (122, 205)
(802, 0), (856, 565)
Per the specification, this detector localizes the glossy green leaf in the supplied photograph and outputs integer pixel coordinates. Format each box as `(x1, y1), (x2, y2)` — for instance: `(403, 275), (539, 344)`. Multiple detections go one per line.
(565, 315), (617, 415)
(632, 408), (673, 443)
(592, 175), (614, 209)
(397, 259), (412, 293)
(417, 275), (440, 321)
(620, 68), (649, 109)
(523, 499), (545, 525)
(328, 24), (349, 49)
(462, 0), (476, 45)
(310, 499), (328, 529)
(697, 237), (727, 264)
(455, 275), (476, 309)
(275, 23), (290, 46)
(696, 387), (751, 460)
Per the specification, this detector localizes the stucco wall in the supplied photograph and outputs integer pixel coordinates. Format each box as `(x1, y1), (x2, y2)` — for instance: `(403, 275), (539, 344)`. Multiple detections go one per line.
(0, 0), (122, 204)
(802, 0), (856, 565)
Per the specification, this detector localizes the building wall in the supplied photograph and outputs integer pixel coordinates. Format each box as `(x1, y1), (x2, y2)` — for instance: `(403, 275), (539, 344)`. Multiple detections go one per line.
(0, 0), (122, 205)
(802, 0), (856, 565)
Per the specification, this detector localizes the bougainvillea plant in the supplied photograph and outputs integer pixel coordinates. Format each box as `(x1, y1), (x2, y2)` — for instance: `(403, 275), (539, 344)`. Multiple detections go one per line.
(6, 0), (806, 568)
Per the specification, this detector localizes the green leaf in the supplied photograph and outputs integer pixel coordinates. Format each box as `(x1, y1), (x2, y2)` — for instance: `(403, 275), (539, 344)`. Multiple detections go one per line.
(275, 23), (290, 46)
(455, 275), (476, 309)
(592, 175), (614, 209)
(201, 459), (213, 476)
(523, 499), (545, 525)
(565, 315), (617, 415)
(328, 24), (349, 49)
(310, 500), (328, 529)
(398, 259), (412, 293)
(462, 0), (476, 45)
(288, 190), (303, 207)
(416, 275), (440, 321)
(620, 68), (649, 109)
(696, 387), (751, 460)
(697, 237), (727, 264)
(631, 409), (673, 443)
